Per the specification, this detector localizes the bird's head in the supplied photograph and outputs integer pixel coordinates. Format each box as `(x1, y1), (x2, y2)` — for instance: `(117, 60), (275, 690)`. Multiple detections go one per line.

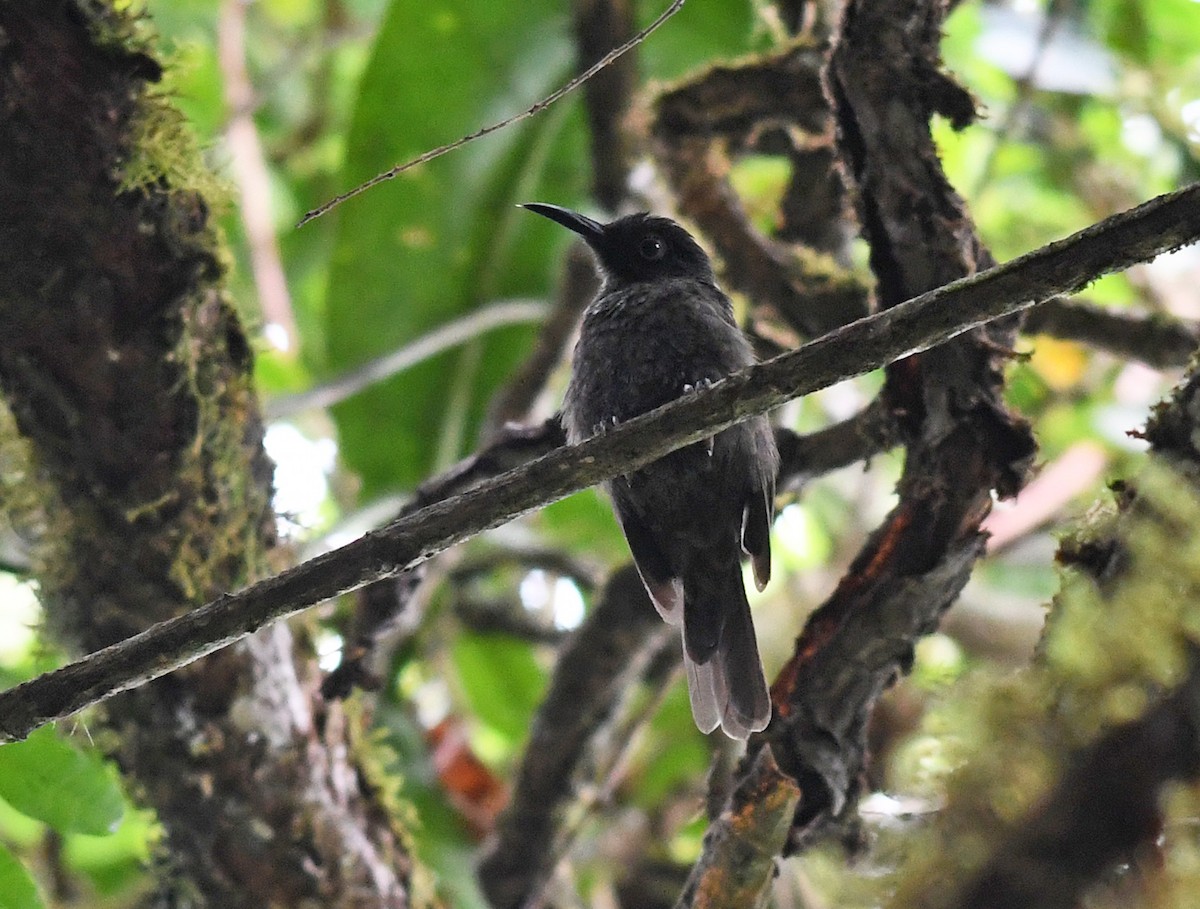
(521, 204), (715, 286)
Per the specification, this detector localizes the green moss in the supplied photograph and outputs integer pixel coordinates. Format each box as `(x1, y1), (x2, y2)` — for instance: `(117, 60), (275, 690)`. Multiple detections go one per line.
(1045, 466), (1200, 735)
(83, 2), (233, 210)
(344, 699), (434, 907)
(884, 464), (1200, 908)
(121, 86), (233, 213)
(0, 403), (50, 556)
(1152, 784), (1200, 909)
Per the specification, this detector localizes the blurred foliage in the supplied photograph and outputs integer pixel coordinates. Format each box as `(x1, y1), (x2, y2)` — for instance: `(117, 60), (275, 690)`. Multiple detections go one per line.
(0, 842), (43, 909)
(2, 0), (1200, 905)
(883, 467), (1200, 909)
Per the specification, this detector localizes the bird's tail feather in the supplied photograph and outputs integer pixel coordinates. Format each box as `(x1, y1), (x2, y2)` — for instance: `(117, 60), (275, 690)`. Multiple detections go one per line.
(680, 574), (770, 740)
(684, 655), (723, 734)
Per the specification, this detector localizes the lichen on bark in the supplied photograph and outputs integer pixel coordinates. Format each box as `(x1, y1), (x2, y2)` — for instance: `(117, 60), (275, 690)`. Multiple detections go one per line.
(0, 2), (413, 905)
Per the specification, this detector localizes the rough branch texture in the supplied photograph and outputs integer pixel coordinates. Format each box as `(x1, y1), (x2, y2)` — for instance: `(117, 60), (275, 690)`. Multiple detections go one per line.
(0, 5), (410, 906)
(652, 41), (867, 339)
(675, 748), (801, 909)
(2, 177), (1200, 744)
(762, 0), (1035, 849)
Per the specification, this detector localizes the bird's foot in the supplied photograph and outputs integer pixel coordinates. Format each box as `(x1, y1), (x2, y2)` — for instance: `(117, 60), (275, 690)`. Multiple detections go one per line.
(680, 382), (717, 456)
(592, 415), (621, 435)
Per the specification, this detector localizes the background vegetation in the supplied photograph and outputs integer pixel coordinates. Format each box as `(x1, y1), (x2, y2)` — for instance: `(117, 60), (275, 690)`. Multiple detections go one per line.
(3, 0), (1200, 906)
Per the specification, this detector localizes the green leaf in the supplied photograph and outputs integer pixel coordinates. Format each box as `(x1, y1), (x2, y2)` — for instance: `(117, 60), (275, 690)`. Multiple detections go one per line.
(1092, 0), (1150, 65)
(0, 842), (45, 909)
(63, 806), (156, 896)
(451, 633), (547, 743)
(1142, 0), (1200, 67)
(0, 727), (125, 836)
(325, 0), (589, 496)
(1093, 0), (1200, 68)
(536, 489), (627, 562)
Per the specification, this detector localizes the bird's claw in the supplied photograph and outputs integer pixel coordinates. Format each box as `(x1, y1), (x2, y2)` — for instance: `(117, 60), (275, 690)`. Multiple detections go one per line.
(592, 415), (621, 435)
(682, 377), (715, 395)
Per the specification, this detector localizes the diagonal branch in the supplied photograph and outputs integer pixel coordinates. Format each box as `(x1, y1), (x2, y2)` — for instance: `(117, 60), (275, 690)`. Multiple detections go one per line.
(266, 299), (550, 419)
(2, 181), (1200, 742)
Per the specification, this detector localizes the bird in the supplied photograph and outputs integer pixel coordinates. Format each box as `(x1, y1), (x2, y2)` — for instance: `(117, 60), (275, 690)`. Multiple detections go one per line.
(522, 203), (779, 740)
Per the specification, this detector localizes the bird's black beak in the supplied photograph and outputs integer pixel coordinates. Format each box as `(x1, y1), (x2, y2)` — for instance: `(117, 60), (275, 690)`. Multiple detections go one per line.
(521, 203), (606, 247)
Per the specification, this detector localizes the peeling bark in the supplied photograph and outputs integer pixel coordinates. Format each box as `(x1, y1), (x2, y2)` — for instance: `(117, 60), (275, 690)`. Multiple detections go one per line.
(762, 0), (1036, 848)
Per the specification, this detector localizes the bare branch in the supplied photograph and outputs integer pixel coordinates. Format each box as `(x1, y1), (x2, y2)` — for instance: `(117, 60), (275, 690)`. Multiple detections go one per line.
(2, 181), (1200, 742)
(756, 0), (1026, 856)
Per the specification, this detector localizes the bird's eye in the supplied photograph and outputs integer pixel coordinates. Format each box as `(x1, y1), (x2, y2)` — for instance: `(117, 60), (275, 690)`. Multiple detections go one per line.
(638, 235), (666, 261)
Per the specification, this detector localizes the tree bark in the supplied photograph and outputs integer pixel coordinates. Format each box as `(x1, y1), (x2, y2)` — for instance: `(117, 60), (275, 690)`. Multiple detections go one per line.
(0, 3), (412, 906)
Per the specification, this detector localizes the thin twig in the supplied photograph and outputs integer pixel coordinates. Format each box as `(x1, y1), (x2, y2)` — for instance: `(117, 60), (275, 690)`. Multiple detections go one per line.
(1, 181), (1199, 742)
(296, 0), (686, 227)
(265, 299), (549, 419)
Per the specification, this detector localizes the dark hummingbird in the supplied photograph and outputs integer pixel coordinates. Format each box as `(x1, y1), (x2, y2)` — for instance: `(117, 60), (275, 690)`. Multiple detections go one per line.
(522, 203), (779, 739)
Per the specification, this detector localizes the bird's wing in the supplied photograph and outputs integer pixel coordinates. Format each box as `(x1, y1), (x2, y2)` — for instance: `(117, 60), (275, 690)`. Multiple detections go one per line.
(742, 473), (774, 592)
(614, 497), (683, 625)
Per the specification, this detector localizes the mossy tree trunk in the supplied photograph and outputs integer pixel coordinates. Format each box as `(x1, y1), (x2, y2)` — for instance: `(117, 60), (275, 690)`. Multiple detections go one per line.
(0, 3), (413, 906)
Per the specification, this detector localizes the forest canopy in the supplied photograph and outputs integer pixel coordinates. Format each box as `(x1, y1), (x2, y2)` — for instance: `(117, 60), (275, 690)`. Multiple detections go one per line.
(3, 0), (1200, 907)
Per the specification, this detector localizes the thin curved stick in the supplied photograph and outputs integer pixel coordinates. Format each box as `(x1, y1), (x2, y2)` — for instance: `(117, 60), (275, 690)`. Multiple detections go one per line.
(297, 0), (686, 227)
